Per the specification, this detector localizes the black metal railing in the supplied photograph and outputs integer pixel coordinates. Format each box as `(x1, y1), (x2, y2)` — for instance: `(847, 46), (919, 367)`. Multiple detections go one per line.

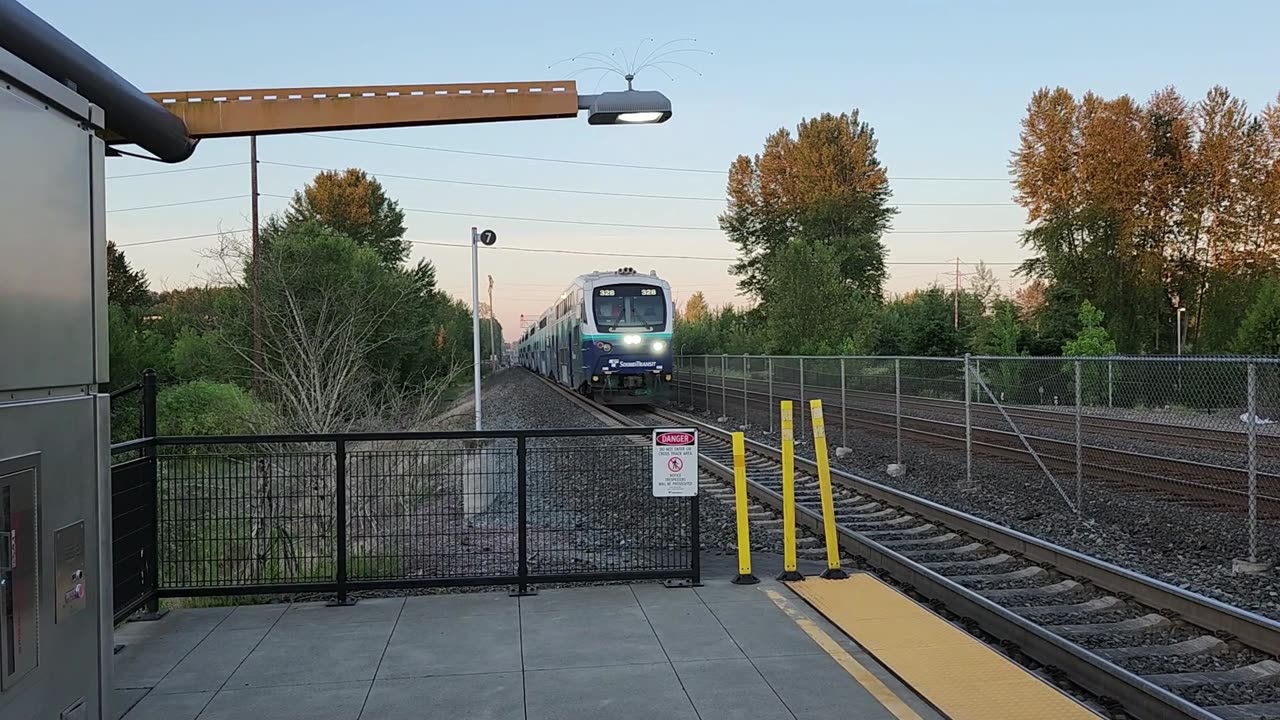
(110, 394), (699, 612)
(110, 371), (159, 623)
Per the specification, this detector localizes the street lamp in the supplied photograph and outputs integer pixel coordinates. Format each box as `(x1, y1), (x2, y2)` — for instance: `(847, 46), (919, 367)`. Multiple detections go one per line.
(579, 75), (672, 125)
(471, 227), (497, 430)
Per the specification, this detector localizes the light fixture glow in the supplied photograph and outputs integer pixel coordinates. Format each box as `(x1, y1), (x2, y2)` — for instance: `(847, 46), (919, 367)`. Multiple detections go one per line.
(623, 334), (642, 346)
(652, 340), (667, 352)
(616, 111), (664, 124)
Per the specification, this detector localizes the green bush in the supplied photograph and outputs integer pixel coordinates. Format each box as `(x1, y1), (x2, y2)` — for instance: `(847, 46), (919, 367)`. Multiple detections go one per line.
(156, 381), (259, 437)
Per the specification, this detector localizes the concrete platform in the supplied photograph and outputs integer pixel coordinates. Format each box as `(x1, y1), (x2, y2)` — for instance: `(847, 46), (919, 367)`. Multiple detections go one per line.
(112, 557), (943, 720)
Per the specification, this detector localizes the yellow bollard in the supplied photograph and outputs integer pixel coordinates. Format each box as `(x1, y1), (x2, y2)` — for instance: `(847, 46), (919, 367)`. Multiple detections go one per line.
(730, 431), (759, 585)
(777, 401), (804, 581)
(810, 399), (849, 579)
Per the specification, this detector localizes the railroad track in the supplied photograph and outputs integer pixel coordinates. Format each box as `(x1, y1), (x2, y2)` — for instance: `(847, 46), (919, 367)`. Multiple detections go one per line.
(679, 375), (1280, 515)
(527, 370), (1280, 720)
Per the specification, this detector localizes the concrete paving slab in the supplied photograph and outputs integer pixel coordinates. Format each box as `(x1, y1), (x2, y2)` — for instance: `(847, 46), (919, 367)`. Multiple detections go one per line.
(226, 621), (394, 688)
(276, 597), (404, 627)
(694, 580), (776, 605)
(152, 627), (269, 695)
(707, 599), (825, 658)
(673, 658), (795, 720)
(629, 581), (704, 609)
(754, 653), (902, 720)
(113, 631), (208, 689)
(197, 681), (370, 720)
(378, 611), (522, 679)
(218, 603), (288, 630)
(641, 603), (745, 662)
(520, 605), (667, 670)
(525, 663), (699, 720)
(363, 673), (523, 720)
(400, 590), (517, 619)
(119, 690), (213, 720)
(114, 606), (231, 643)
(111, 688), (148, 720)
(518, 584), (639, 612)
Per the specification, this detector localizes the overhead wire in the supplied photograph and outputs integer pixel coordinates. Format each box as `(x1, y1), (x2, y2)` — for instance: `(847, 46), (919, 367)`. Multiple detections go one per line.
(108, 195), (250, 213)
(107, 162), (248, 180)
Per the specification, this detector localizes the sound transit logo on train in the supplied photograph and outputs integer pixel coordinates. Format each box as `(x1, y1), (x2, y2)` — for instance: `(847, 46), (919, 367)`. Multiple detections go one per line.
(607, 358), (659, 369)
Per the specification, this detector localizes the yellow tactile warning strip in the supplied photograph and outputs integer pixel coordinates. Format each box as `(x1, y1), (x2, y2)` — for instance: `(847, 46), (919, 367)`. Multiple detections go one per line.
(790, 575), (1101, 719)
(763, 588), (926, 720)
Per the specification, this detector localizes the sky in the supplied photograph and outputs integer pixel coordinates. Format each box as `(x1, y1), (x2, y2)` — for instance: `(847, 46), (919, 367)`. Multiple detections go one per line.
(22, 0), (1280, 336)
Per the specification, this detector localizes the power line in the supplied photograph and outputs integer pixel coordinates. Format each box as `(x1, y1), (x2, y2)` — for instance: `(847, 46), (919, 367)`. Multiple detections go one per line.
(106, 162), (248, 180)
(115, 230), (246, 248)
(262, 159), (1017, 206)
(108, 195), (250, 213)
(261, 192), (1021, 233)
(303, 133), (1010, 182)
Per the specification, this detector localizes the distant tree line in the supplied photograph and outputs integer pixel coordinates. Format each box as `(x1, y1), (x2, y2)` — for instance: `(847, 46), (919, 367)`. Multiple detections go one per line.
(106, 170), (502, 440)
(676, 89), (1280, 358)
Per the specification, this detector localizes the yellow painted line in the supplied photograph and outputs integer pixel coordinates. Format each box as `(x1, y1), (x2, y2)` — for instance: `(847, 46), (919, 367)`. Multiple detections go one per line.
(763, 588), (925, 720)
(789, 575), (1101, 720)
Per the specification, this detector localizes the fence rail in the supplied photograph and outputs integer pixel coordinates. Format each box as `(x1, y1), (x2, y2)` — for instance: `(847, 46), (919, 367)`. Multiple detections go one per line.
(676, 353), (1278, 570)
(110, 409), (698, 616)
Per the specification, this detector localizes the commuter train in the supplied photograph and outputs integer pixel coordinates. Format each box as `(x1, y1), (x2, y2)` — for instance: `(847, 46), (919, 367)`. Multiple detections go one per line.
(517, 268), (674, 405)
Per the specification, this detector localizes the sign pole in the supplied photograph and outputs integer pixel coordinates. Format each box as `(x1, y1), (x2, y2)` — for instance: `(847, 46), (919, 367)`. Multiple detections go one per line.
(778, 401), (803, 581)
(810, 399), (849, 579)
(730, 432), (759, 585)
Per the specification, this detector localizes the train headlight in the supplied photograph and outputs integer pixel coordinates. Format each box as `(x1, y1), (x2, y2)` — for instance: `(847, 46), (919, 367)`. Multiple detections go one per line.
(596, 341), (613, 353)
(622, 334), (642, 346)
(652, 340), (666, 352)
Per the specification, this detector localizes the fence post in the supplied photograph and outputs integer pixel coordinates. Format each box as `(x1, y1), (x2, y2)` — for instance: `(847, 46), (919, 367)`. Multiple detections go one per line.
(743, 354), (750, 426)
(799, 357), (806, 438)
(840, 358), (848, 450)
(767, 357), (775, 434)
(1107, 360), (1114, 408)
(973, 358), (981, 404)
(329, 439), (354, 606)
(1074, 360), (1083, 513)
(1247, 363), (1259, 564)
(963, 354), (972, 490)
(704, 356), (710, 413)
(689, 491), (701, 585)
(141, 368), (157, 441)
(514, 435), (534, 595)
(894, 358), (903, 468)
(721, 354), (727, 418)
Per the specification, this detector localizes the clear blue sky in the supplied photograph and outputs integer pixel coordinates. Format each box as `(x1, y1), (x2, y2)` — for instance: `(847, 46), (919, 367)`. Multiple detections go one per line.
(23, 0), (1280, 333)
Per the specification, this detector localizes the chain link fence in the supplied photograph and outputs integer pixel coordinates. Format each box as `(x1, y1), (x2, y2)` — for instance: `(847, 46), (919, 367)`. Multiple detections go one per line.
(676, 354), (1279, 570)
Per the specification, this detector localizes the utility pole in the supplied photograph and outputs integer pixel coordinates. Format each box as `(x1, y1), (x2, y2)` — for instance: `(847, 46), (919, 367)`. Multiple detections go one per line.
(487, 274), (496, 367)
(250, 136), (262, 392)
(953, 256), (960, 330)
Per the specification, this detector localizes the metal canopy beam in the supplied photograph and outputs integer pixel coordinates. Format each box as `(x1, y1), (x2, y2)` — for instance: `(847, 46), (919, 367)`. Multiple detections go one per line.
(106, 80), (581, 142)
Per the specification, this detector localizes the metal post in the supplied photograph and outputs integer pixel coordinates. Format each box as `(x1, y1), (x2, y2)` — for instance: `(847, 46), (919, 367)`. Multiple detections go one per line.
(799, 357), (806, 438)
(470, 227), (482, 431)
(1107, 360), (1114, 408)
(690, 493), (701, 585)
(721, 354), (727, 418)
(894, 358), (902, 467)
(513, 435), (534, 595)
(840, 358), (848, 449)
(1247, 363), (1258, 563)
(704, 356), (709, 412)
(141, 369), (157, 442)
(963, 354), (972, 489)
(742, 354), (749, 426)
(330, 440), (352, 606)
(141, 369), (160, 614)
(768, 357), (775, 434)
(249, 137), (262, 394)
(974, 358), (981, 404)
(1074, 360), (1083, 513)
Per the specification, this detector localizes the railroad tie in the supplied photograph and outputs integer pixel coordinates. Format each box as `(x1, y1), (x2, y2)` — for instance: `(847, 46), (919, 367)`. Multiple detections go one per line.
(1047, 613), (1170, 637)
(1143, 660), (1280, 689)
(949, 565), (1047, 584)
(1010, 596), (1123, 617)
(1096, 635), (1227, 661)
(980, 579), (1080, 600)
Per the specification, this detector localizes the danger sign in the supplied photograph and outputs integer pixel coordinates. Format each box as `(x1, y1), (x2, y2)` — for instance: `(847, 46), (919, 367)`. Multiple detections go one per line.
(653, 429), (698, 497)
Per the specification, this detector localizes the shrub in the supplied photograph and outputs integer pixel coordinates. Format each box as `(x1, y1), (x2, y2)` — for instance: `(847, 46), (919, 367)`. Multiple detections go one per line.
(156, 381), (259, 437)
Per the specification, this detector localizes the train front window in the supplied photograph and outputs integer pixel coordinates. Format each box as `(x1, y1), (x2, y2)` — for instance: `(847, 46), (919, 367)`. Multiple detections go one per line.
(593, 284), (666, 331)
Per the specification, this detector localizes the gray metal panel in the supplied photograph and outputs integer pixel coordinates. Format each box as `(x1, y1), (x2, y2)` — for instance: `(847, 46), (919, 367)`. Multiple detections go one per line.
(0, 395), (102, 719)
(0, 45), (90, 122)
(93, 394), (111, 716)
(0, 77), (95, 392)
(90, 122), (108, 385)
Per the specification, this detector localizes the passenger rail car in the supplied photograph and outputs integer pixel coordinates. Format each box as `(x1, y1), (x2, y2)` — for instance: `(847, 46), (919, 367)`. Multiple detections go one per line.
(517, 268), (673, 405)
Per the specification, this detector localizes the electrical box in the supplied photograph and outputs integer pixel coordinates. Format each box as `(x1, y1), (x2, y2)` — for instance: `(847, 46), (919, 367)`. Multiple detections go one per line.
(0, 464), (39, 691)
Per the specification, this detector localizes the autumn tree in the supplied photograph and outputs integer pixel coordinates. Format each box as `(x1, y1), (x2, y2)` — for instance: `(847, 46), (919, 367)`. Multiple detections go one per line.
(682, 292), (710, 323)
(276, 169), (409, 266)
(721, 110), (896, 304)
(107, 241), (151, 308)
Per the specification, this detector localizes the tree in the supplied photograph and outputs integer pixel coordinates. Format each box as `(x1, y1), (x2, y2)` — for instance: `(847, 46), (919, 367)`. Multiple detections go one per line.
(1063, 300), (1117, 356)
(1234, 281), (1280, 355)
(967, 262), (1000, 313)
(277, 169), (409, 266)
(762, 239), (863, 354)
(899, 287), (965, 357)
(107, 241), (151, 308)
(682, 292), (710, 323)
(976, 299), (1023, 356)
(721, 110), (896, 302)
